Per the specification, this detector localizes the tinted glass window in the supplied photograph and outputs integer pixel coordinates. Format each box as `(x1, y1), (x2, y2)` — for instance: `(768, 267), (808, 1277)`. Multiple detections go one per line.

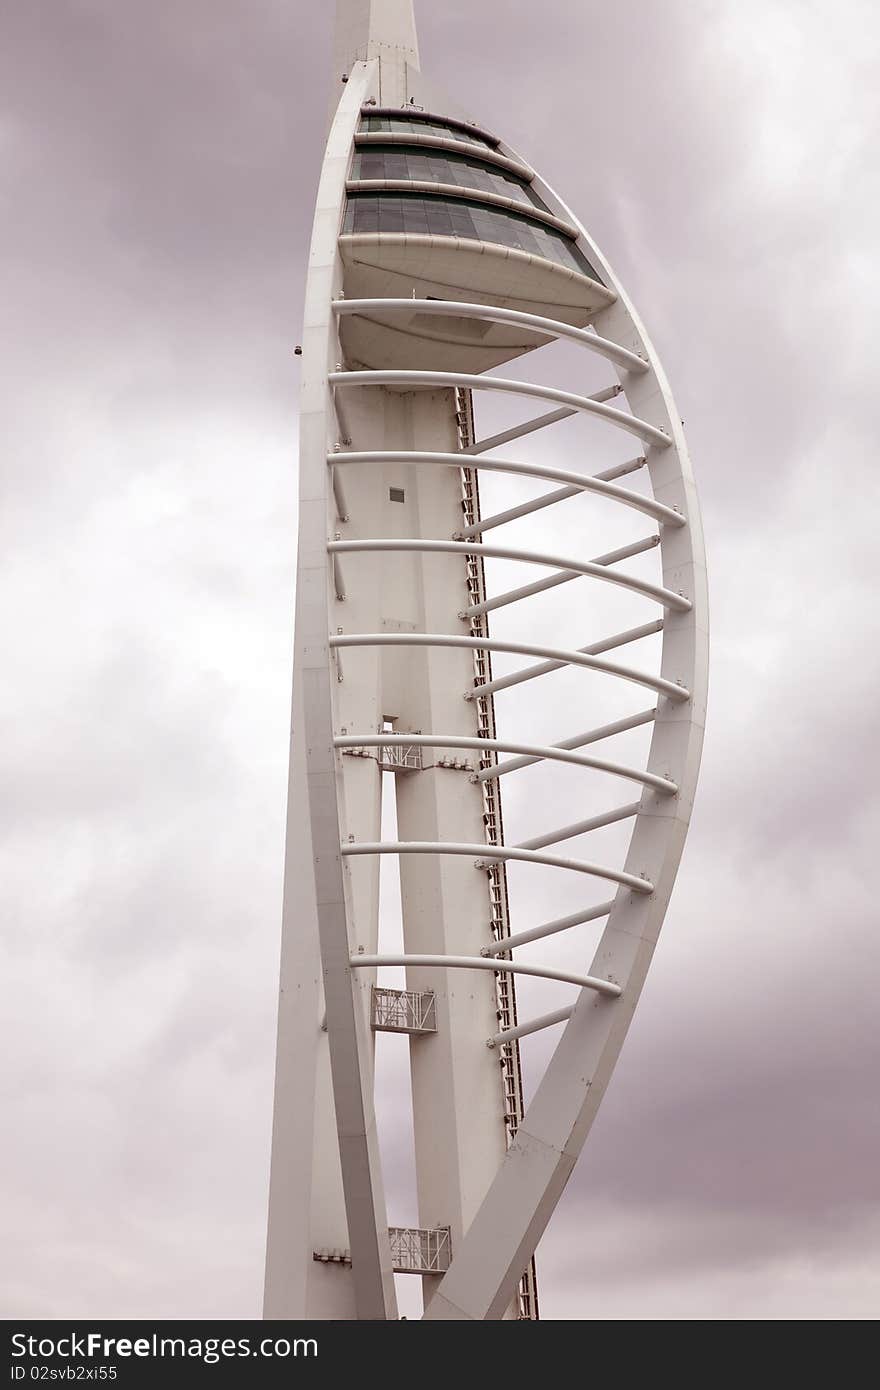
(351, 145), (544, 210)
(360, 115), (496, 148)
(342, 193), (600, 280)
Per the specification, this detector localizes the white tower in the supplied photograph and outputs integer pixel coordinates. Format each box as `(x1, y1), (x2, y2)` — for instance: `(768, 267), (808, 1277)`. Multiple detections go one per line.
(264, 0), (707, 1321)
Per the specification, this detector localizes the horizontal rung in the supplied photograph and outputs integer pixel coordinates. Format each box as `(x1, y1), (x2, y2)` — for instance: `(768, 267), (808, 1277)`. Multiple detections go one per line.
(332, 299), (650, 373)
(455, 388), (621, 485)
(482, 900), (617, 955)
(515, 803), (641, 852)
(458, 482), (580, 536)
(329, 371), (671, 448)
(349, 952), (622, 997)
(488, 1006), (574, 1047)
(328, 539), (691, 611)
(468, 622), (665, 701)
(484, 709), (657, 779)
(328, 631), (688, 703)
(340, 841), (654, 894)
(594, 455), (648, 483)
(459, 535), (660, 619)
(465, 407), (575, 456)
(335, 735), (675, 795)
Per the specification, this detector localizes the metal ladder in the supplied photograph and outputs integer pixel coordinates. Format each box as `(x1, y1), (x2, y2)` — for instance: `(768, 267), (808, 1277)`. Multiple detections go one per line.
(455, 386), (539, 1322)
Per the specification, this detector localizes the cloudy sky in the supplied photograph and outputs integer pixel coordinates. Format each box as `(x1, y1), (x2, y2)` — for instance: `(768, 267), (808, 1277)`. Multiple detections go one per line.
(2, 0), (878, 1321)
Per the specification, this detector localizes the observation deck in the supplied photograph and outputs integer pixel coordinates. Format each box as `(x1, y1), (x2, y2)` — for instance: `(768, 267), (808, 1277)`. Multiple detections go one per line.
(339, 105), (616, 373)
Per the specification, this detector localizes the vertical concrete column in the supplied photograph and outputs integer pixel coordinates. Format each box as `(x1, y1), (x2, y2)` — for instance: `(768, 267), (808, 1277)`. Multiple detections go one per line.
(374, 390), (510, 1309)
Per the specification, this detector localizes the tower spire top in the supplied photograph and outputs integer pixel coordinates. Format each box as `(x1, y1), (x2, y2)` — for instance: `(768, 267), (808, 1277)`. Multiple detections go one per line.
(334, 1), (420, 102)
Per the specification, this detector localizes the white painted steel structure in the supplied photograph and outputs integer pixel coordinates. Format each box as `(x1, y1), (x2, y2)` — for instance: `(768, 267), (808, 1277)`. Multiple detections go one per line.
(264, 0), (708, 1321)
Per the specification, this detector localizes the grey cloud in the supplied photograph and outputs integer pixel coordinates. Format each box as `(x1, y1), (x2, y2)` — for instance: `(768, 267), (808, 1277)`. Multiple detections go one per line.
(2, 0), (877, 1321)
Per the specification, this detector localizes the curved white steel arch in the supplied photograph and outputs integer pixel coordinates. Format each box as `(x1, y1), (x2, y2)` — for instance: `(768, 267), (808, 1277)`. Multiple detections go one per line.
(340, 840), (654, 893)
(328, 537), (691, 610)
(334, 733), (677, 794)
(264, 58), (399, 1324)
(349, 954), (622, 998)
(421, 127), (708, 1330)
(266, 0), (707, 1327)
(329, 631), (690, 702)
(330, 450), (680, 526)
(329, 369), (672, 447)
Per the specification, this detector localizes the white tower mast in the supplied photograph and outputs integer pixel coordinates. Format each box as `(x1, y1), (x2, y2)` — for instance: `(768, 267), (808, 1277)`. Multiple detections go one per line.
(264, 0), (707, 1321)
